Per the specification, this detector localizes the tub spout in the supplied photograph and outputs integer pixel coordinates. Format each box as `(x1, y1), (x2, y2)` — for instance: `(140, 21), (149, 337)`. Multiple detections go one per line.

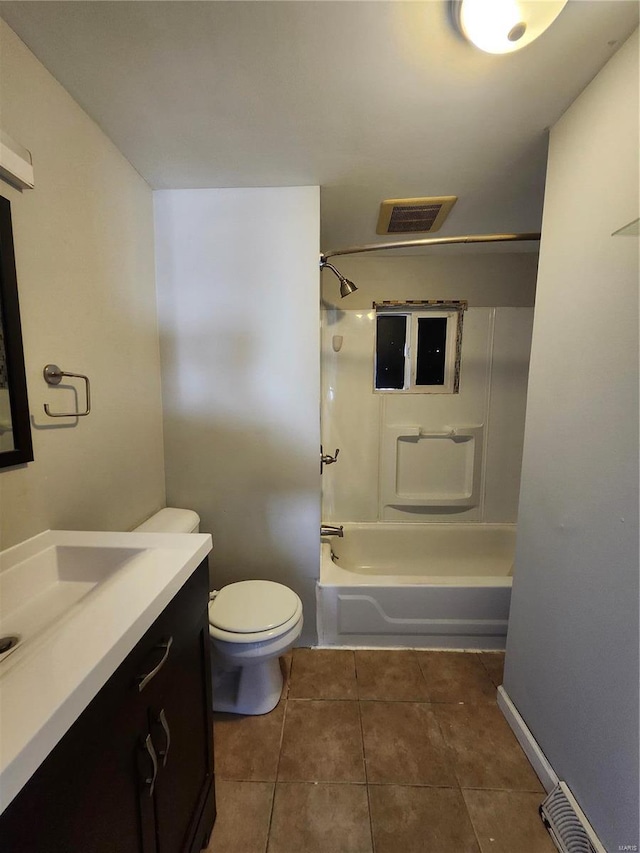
(321, 524), (344, 538)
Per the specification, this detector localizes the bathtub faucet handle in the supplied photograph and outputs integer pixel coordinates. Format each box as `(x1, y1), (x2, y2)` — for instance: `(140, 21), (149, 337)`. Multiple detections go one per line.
(321, 524), (344, 538)
(321, 446), (340, 472)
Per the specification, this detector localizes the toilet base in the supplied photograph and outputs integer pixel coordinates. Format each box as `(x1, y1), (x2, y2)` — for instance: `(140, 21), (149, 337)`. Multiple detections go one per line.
(211, 655), (284, 715)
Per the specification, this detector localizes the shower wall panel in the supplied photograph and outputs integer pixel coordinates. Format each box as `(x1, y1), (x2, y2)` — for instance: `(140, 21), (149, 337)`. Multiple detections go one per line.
(321, 306), (533, 523)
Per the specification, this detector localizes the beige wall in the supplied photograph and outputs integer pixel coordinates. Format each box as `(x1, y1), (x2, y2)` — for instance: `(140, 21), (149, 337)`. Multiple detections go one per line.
(0, 22), (165, 549)
(320, 252), (538, 309)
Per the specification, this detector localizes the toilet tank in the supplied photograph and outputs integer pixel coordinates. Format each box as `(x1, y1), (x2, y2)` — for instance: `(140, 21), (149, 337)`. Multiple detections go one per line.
(133, 507), (200, 534)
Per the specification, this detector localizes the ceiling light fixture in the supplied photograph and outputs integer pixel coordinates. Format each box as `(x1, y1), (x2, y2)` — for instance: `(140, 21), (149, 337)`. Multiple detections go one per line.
(453, 0), (567, 54)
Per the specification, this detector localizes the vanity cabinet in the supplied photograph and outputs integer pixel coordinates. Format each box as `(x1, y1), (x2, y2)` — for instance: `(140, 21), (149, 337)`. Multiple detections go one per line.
(0, 560), (215, 853)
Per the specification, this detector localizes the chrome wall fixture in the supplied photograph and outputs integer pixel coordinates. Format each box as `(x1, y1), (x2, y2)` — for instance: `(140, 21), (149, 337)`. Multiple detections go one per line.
(318, 259), (358, 297)
(43, 364), (91, 417)
(319, 232), (541, 298)
(320, 445), (340, 473)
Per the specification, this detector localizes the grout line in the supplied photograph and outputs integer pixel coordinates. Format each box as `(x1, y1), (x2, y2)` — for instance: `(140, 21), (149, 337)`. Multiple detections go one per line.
(460, 785), (485, 853)
(479, 305), (496, 521)
(365, 781), (460, 789)
(354, 648), (363, 702)
(430, 702), (464, 795)
(265, 656), (292, 849)
(282, 696), (498, 705)
(477, 651), (505, 689)
(357, 698), (376, 853)
(415, 653), (434, 702)
(460, 784), (549, 794)
(263, 783), (276, 853)
(354, 653), (376, 851)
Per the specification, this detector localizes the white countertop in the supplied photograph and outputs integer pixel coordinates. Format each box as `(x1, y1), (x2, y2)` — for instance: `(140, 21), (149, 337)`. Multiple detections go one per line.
(0, 529), (212, 815)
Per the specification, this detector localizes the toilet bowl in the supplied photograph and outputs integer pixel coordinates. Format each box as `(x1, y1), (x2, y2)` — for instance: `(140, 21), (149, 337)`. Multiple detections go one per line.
(209, 580), (303, 715)
(133, 507), (303, 716)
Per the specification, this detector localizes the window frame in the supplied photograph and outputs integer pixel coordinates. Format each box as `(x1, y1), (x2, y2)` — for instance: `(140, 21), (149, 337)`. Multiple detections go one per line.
(374, 302), (465, 395)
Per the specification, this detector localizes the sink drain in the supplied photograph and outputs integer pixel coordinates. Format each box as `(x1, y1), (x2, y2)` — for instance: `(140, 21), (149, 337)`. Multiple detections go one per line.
(0, 636), (20, 655)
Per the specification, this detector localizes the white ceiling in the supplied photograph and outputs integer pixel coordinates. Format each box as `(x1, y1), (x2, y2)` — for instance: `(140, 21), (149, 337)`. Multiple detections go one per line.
(0, 1), (637, 253)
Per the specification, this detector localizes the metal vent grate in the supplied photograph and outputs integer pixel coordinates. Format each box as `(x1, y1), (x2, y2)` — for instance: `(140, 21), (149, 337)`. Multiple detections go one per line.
(388, 204), (442, 232)
(376, 196), (457, 235)
(540, 783), (606, 853)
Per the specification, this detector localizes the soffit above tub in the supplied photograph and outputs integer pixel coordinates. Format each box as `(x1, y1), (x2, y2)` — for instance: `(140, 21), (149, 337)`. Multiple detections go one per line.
(0, 2), (637, 253)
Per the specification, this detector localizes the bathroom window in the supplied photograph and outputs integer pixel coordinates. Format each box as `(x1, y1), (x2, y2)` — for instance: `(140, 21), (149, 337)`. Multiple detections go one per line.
(374, 302), (465, 393)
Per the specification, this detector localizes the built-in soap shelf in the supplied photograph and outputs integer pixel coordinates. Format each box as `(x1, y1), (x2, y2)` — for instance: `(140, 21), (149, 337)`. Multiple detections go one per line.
(380, 424), (484, 511)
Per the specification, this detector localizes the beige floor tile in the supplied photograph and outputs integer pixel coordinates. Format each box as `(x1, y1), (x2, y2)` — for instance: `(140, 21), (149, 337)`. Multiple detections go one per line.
(479, 652), (505, 688)
(417, 651), (497, 703)
(267, 782), (372, 853)
(214, 702), (285, 781)
(355, 650), (429, 701)
(289, 649), (357, 699)
(435, 703), (544, 792)
(369, 785), (481, 853)
(463, 789), (557, 853)
(361, 700), (456, 786)
(205, 781), (273, 853)
(278, 699), (365, 782)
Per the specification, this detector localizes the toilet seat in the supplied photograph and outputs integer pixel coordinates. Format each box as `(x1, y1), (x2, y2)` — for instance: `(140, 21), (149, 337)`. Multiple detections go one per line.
(208, 580), (303, 644)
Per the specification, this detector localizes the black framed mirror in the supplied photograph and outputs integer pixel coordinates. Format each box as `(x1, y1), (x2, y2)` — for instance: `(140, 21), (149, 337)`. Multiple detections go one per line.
(0, 195), (33, 468)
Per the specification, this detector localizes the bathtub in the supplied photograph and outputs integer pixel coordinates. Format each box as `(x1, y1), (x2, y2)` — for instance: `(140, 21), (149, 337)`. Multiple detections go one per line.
(317, 523), (514, 649)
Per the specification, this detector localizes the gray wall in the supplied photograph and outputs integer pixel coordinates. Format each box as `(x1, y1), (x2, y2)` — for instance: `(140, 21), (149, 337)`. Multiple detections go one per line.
(504, 30), (639, 852)
(154, 187), (321, 646)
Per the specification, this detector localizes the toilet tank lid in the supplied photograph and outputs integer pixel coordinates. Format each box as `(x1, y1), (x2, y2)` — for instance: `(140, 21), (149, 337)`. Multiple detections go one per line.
(133, 507), (200, 534)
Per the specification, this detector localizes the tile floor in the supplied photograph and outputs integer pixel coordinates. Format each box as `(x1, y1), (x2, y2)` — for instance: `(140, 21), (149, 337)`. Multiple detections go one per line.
(206, 649), (556, 853)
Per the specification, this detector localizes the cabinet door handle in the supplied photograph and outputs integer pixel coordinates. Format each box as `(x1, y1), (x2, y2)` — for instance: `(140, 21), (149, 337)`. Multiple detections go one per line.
(142, 734), (158, 798)
(138, 637), (173, 692)
(157, 708), (171, 767)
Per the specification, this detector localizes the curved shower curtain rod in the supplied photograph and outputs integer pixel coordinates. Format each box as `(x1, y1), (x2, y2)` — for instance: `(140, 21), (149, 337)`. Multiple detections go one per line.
(320, 231), (541, 263)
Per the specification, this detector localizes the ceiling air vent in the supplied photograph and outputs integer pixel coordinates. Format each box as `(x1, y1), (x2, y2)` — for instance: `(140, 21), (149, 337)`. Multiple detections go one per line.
(376, 196), (457, 235)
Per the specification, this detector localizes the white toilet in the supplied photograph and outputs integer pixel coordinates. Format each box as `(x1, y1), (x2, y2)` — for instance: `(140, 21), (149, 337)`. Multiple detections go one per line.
(133, 507), (303, 716)
(208, 579), (303, 715)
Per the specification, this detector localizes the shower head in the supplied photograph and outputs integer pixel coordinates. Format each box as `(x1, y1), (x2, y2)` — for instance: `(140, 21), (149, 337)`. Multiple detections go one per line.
(320, 259), (358, 298)
(339, 276), (358, 298)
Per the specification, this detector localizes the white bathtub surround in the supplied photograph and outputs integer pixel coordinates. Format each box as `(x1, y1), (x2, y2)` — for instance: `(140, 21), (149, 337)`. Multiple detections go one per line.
(318, 523), (513, 649)
(0, 529), (212, 814)
(321, 306), (533, 524)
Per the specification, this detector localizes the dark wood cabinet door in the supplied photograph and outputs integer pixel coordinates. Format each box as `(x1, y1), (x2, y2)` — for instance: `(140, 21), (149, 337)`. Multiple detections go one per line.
(0, 672), (153, 853)
(149, 622), (214, 853)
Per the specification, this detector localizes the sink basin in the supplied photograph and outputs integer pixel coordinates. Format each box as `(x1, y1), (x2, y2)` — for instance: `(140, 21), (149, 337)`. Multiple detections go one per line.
(0, 541), (148, 666)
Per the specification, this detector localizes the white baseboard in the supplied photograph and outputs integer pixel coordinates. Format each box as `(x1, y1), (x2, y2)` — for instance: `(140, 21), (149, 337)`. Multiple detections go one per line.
(497, 685), (559, 794)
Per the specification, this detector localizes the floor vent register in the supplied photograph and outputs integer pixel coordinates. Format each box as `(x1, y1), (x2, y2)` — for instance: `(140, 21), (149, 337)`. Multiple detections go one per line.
(539, 782), (606, 853)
